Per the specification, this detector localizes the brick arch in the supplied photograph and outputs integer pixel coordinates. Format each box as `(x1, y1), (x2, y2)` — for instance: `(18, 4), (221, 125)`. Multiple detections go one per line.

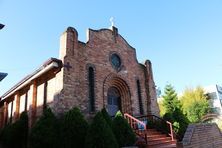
(103, 73), (132, 114)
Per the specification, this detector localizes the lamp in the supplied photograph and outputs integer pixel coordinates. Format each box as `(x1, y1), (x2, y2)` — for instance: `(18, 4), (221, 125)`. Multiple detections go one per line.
(0, 24), (5, 30)
(0, 73), (7, 81)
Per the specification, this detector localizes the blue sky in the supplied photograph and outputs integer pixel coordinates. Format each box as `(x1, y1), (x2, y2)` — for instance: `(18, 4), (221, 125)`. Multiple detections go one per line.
(1, 0), (222, 95)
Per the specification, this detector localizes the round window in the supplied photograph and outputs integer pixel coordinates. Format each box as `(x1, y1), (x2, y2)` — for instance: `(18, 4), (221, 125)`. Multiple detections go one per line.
(111, 53), (121, 69)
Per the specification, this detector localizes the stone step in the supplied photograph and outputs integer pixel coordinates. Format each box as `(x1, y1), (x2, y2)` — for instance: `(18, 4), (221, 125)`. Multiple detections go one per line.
(147, 139), (176, 146)
(147, 136), (172, 142)
(146, 130), (162, 135)
(146, 128), (158, 132)
(134, 127), (177, 148)
(146, 133), (168, 138)
(149, 142), (177, 148)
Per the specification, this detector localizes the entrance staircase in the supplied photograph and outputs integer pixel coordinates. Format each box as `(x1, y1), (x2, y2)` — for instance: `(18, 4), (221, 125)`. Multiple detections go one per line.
(124, 113), (177, 148)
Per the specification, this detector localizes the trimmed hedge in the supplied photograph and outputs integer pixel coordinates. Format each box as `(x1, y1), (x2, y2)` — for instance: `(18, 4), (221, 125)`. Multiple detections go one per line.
(112, 112), (136, 147)
(0, 108), (137, 148)
(29, 108), (59, 148)
(60, 107), (88, 148)
(85, 111), (118, 148)
(0, 111), (28, 148)
(101, 108), (113, 128)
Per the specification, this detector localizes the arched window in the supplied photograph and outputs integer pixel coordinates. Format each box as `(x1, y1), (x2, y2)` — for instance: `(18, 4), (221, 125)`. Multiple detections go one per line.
(137, 80), (144, 115)
(88, 67), (95, 112)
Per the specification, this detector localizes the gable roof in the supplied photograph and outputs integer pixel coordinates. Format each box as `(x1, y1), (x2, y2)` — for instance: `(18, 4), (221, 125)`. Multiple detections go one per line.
(0, 58), (62, 101)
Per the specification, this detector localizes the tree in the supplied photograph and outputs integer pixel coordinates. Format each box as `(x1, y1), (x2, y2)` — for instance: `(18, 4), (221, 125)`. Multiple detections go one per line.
(161, 84), (189, 141)
(60, 107), (88, 148)
(158, 100), (166, 117)
(180, 86), (210, 123)
(162, 84), (180, 114)
(112, 111), (136, 147)
(29, 108), (59, 148)
(85, 112), (118, 148)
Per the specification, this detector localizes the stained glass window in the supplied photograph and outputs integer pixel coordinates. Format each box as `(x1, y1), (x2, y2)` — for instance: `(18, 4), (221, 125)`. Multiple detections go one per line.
(111, 54), (121, 69)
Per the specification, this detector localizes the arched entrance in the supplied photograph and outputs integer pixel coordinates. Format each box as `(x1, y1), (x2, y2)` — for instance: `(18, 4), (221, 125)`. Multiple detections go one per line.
(107, 87), (121, 116)
(103, 74), (132, 116)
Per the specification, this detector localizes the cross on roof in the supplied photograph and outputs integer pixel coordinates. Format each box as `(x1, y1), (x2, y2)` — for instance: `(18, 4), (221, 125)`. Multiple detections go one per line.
(110, 17), (114, 27)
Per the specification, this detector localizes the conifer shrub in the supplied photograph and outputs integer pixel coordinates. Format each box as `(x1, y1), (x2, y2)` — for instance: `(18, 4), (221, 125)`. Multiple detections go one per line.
(0, 111), (28, 148)
(16, 111), (29, 148)
(29, 108), (59, 148)
(85, 111), (118, 148)
(115, 110), (122, 117)
(112, 111), (136, 147)
(163, 108), (189, 141)
(0, 124), (14, 148)
(101, 108), (113, 128)
(60, 107), (88, 148)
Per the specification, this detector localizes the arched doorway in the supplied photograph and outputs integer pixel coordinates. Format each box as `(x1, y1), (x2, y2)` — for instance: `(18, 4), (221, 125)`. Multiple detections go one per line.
(107, 87), (121, 116)
(103, 74), (132, 116)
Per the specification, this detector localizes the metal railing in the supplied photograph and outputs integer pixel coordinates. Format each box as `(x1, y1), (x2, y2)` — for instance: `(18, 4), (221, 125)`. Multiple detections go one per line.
(136, 114), (174, 141)
(124, 113), (147, 144)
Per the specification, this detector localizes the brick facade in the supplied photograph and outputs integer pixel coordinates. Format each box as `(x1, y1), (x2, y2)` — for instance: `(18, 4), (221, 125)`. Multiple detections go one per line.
(0, 26), (159, 127)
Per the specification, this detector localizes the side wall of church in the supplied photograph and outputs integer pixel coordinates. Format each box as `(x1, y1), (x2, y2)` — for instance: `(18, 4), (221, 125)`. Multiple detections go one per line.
(0, 69), (61, 127)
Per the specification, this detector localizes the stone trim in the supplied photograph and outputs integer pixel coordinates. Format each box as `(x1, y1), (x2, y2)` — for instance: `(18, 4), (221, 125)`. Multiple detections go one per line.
(103, 73), (132, 114)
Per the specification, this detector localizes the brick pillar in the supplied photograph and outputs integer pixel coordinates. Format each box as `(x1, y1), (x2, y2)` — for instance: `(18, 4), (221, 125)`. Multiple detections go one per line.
(59, 27), (78, 60)
(29, 81), (37, 127)
(144, 60), (160, 116)
(14, 93), (20, 121)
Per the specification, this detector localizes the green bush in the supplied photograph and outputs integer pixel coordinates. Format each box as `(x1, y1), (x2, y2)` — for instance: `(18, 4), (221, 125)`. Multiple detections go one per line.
(29, 108), (59, 148)
(1, 124), (14, 148)
(173, 122), (180, 134)
(16, 111), (29, 148)
(115, 110), (122, 117)
(163, 108), (189, 141)
(85, 111), (118, 148)
(101, 108), (113, 128)
(60, 107), (88, 148)
(0, 111), (28, 148)
(172, 108), (189, 141)
(112, 112), (136, 147)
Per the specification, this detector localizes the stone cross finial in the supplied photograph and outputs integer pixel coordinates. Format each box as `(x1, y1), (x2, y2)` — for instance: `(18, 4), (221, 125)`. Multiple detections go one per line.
(110, 17), (114, 27)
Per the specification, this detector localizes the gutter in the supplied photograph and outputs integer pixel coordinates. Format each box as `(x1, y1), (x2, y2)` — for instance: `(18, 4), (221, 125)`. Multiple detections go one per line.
(1, 62), (59, 101)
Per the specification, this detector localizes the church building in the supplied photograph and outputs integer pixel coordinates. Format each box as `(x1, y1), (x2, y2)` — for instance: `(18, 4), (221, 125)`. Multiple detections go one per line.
(0, 26), (159, 128)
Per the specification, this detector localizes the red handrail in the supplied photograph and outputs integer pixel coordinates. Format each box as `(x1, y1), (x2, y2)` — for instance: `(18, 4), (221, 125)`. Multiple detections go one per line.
(166, 121), (174, 141)
(124, 113), (147, 144)
(136, 115), (174, 141)
(124, 113), (147, 130)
